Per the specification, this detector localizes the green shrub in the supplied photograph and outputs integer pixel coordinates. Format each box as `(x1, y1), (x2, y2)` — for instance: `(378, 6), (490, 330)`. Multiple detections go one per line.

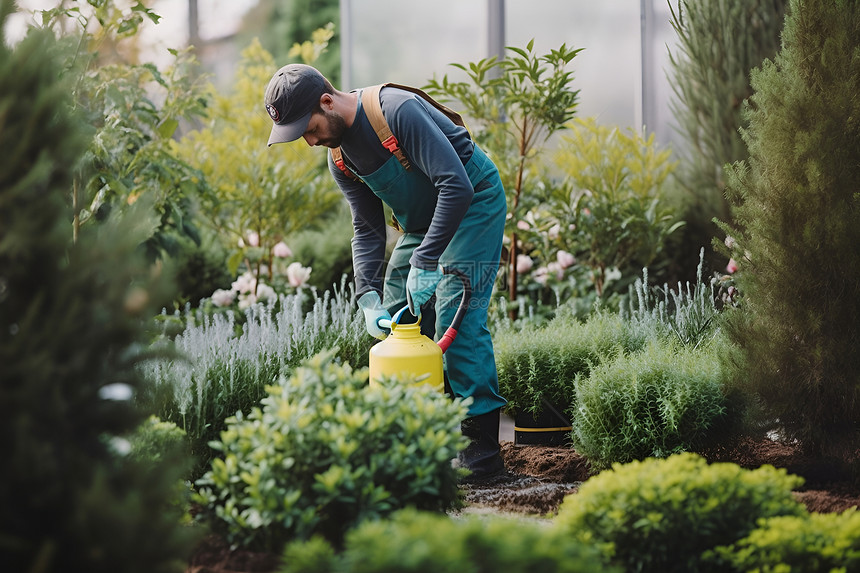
(127, 415), (191, 467)
(495, 310), (654, 417)
(281, 508), (617, 573)
(194, 353), (468, 551)
(572, 336), (727, 469)
(707, 511), (860, 572)
(138, 282), (367, 479)
(554, 453), (807, 573)
(168, 230), (233, 308)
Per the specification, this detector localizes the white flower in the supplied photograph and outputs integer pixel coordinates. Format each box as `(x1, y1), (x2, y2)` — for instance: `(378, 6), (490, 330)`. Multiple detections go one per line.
(256, 283), (276, 302)
(238, 294), (257, 310)
(548, 261), (564, 280)
(211, 288), (236, 307)
(108, 437), (132, 456)
(724, 235), (736, 249)
(556, 250), (575, 269)
(247, 231), (260, 247)
(273, 241), (292, 258)
(98, 383), (134, 401)
(534, 266), (549, 285)
(548, 224), (561, 240)
(231, 272), (256, 294)
(286, 262), (312, 287)
(516, 254), (534, 274)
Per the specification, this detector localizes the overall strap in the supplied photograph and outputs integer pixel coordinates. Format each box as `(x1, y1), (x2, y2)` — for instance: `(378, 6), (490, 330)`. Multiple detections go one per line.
(381, 82), (465, 128)
(330, 83), (467, 177)
(330, 147), (358, 180)
(361, 84), (410, 170)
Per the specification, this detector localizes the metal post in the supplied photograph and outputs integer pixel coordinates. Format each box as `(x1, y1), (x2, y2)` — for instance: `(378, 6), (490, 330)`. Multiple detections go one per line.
(637, 0), (646, 134)
(188, 0), (200, 49)
(487, 0), (505, 79)
(340, 0), (353, 89)
(638, 0), (656, 135)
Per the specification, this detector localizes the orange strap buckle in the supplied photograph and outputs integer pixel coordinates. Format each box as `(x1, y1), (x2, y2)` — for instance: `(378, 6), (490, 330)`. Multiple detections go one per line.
(381, 135), (400, 154)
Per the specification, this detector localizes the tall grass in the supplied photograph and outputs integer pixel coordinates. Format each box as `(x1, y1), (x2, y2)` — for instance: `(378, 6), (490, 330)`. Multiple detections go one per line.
(138, 280), (367, 478)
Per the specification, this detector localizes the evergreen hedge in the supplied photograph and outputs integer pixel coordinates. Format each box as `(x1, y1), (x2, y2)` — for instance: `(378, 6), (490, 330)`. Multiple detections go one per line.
(718, 0), (860, 459)
(0, 7), (198, 571)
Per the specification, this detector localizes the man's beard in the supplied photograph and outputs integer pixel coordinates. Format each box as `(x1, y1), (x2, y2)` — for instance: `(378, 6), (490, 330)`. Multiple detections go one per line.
(319, 110), (348, 148)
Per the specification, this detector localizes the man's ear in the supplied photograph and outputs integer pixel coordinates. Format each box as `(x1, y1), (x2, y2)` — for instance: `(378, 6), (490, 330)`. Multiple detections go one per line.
(319, 93), (335, 111)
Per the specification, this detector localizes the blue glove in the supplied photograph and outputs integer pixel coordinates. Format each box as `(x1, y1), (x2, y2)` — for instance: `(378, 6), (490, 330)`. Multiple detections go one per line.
(357, 291), (391, 340)
(406, 265), (444, 315)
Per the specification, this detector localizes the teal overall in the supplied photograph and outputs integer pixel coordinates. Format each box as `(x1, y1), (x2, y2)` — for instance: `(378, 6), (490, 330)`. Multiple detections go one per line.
(362, 144), (507, 417)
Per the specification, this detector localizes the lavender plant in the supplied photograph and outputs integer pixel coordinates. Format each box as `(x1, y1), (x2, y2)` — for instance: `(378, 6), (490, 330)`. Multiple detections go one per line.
(138, 280), (367, 477)
(623, 248), (721, 349)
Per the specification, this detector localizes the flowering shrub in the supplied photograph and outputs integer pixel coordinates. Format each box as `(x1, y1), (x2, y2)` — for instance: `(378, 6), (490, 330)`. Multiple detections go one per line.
(171, 39), (340, 298)
(203, 236), (314, 313)
(517, 117), (682, 303)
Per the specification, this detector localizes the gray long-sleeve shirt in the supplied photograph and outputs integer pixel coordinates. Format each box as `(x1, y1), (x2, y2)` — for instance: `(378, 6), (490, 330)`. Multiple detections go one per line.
(327, 86), (476, 298)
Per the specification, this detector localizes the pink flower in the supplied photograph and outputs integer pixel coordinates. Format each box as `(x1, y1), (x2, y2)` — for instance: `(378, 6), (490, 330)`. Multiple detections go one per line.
(534, 266), (549, 285)
(516, 254), (534, 274)
(286, 262), (312, 287)
(273, 241), (292, 258)
(726, 258), (738, 274)
(247, 231), (260, 247)
(556, 250), (575, 269)
(516, 220), (530, 231)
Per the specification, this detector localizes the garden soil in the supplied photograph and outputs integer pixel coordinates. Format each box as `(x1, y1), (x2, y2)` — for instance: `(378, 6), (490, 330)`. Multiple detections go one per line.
(185, 437), (860, 573)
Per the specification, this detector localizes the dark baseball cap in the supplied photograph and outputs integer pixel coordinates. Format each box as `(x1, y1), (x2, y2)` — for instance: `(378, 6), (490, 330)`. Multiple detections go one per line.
(265, 64), (326, 146)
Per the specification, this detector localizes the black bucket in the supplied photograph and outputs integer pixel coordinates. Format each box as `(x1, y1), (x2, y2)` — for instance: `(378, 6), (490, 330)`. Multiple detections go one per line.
(513, 401), (572, 447)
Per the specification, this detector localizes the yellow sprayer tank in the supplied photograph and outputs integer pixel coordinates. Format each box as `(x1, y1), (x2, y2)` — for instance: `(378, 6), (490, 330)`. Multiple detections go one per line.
(368, 267), (471, 393)
(368, 320), (444, 391)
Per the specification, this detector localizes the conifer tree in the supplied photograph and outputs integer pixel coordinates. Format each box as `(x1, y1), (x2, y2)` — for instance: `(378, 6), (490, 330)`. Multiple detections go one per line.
(719, 0), (860, 459)
(0, 3), (197, 570)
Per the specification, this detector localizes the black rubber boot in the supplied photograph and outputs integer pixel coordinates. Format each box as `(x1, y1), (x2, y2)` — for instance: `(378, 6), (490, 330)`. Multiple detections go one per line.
(458, 408), (506, 483)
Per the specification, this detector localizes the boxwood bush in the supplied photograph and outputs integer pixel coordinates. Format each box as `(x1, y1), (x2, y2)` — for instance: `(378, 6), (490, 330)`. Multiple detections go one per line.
(494, 310), (654, 416)
(706, 511), (860, 572)
(280, 508), (617, 573)
(572, 336), (727, 469)
(554, 453), (806, 573)
(194, 352), (468, 551)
